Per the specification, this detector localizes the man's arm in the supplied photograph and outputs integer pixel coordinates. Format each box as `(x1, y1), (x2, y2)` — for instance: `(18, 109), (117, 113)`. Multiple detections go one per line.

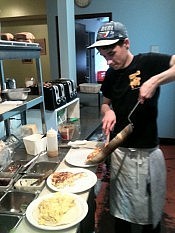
(139, 55), (175, 103)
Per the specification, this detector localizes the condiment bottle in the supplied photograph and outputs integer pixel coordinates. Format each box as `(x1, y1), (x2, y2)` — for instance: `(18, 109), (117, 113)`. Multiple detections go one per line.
(46, 128), (59, 157)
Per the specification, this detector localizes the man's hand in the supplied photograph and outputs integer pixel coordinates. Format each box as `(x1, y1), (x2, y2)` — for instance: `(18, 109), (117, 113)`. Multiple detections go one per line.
(139, 78), (157, 103)
(102, 109), (116, 136)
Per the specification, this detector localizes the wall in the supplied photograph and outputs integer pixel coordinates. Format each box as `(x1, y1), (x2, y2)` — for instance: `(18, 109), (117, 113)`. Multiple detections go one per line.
(0, 0), (46, 18)
(75, 0), (175, 138)
(75, 0), (175, 54)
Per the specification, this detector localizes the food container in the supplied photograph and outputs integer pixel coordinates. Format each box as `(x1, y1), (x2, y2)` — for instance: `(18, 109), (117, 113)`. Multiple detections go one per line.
(23, 134), (47, 155)
(0, 169), (16, 191)
(0, 190), (37, 215)
(27, 161), (59, 175)
(14, 174), (45, 193)
(0, 214), (22, 232)
(2, 160), (28, 177)
(2, 88), (30, 100)
(0, 174), (14, 191)
(79, 83), (102, 93)
(0, 172), (14, 179)
(59, 123), (75, 141)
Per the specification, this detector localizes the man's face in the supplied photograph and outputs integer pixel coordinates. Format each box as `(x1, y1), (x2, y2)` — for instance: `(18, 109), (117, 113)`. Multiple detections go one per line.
(98, 39), (130, 70)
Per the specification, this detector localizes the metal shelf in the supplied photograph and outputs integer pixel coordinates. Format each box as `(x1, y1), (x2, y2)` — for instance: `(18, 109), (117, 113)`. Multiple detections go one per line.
(0, 96), (44, 121)
(0, 40), (46, 137)
(0, 40), (41, 59)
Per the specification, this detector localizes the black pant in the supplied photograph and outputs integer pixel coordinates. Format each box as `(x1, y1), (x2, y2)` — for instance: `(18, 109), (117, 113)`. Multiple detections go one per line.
(115, 218), (161, 233)
(78, 188), (96, 233)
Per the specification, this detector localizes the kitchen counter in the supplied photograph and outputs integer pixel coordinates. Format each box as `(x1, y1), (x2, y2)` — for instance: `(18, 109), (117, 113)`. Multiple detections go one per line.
(12, 142), (98, 233)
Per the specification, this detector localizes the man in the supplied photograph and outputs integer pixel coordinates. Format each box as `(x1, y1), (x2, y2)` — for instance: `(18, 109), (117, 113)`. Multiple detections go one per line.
(88, 21), (175, 233)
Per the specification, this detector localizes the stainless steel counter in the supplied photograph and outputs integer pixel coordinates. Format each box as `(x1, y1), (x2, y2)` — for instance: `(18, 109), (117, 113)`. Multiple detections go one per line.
(12, 143), (97, 233)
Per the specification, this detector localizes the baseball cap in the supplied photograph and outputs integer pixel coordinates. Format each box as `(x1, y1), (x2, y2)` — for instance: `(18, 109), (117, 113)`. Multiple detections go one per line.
(87, 21), (128, 49)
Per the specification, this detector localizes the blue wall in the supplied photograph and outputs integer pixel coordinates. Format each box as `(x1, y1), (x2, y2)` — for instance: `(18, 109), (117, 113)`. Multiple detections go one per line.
(75, 0), (175, 54)
(75, 0), (175, 138)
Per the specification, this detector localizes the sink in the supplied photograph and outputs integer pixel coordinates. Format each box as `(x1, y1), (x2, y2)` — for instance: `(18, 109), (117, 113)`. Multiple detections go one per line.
(27, 161), (59, 174)
(0, 190), (37, 215)
(0, 213), (22, 232)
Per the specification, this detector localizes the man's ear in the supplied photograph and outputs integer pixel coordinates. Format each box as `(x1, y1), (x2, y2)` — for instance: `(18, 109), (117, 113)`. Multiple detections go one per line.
(124, 38), (130, 49)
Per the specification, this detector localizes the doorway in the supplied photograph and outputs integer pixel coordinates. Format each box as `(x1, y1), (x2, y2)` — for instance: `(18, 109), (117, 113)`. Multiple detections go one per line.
(75, 13), (112, 85)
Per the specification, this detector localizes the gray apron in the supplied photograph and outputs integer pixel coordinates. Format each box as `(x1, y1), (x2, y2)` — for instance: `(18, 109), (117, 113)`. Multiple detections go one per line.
(110, 147), (166, 227)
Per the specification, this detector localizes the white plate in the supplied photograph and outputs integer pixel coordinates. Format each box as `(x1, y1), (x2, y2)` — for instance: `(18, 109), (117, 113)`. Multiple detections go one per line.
(65, 148), (98, 167)
(47, 168), (97, 193)
(26, 192), (88, 230)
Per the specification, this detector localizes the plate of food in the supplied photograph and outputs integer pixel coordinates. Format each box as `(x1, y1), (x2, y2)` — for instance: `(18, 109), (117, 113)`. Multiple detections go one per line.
(26, 191), (88, 230)
(46, 168), (97, 193)
(65, 148), (99, 167)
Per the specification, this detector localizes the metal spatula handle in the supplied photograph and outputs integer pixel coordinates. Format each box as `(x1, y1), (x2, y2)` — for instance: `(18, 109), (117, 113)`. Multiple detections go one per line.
(128, 100), (140, 125)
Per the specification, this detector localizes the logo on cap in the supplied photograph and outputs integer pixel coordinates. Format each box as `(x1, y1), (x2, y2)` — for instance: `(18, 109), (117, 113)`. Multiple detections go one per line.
(98, 31), (115, 40)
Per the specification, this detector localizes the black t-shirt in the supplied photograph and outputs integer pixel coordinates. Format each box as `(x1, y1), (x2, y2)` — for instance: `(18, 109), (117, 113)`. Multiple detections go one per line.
(101, 53), (171, 148)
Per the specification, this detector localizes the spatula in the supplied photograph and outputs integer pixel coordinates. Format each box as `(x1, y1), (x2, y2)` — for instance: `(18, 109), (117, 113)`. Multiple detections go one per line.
(86, 101), (140, 164)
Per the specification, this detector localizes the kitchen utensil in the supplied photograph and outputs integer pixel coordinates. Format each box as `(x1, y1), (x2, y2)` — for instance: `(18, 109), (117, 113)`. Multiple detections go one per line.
(24, 151), (46, 168)
(105, 133), (110, 146)
(30, 169), (53, 186)
(19, 151), (47, 174)
(86, 101), (140, 164)
(128, 100), (140, 126)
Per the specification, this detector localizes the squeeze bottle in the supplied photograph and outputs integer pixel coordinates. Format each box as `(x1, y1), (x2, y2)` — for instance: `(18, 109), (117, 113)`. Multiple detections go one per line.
(46, 128), (59, 157)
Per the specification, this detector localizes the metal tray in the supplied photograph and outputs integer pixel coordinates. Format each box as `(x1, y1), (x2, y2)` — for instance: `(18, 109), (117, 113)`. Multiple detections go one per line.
(2, 160), (28, 176)
(0, 177), (14, 192)
(0, 213), (22, 232)
(14, 174), (45, 193)
(2, 88), (30, 100)
(0, 190), (38, 215)
(27, 161), (59, 175)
